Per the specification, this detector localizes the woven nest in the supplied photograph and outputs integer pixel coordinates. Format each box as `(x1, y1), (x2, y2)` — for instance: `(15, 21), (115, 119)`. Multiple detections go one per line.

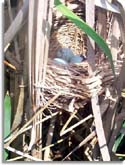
(45, 0), (119, 111)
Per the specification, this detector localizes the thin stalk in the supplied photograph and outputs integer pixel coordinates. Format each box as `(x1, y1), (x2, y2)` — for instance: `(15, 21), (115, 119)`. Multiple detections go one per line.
(6, 146), (42, 161)
(60, 114), (93, 136)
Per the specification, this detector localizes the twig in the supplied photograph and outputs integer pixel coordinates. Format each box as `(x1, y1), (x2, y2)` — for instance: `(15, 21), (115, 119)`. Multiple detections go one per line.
(60, 110), (78, 134)
(115, 153), (125, 157)
(5, 51), (20, 70)
(4, 60), (16, 70)
(41, 137), (67, 152)
(63, 131), (96, 160)
(84, 136), (97, 161)
(60, 114), (93, 136)
(44, 116), (56, 161)
(7, 156), (23, 161)
(6, 146), (42, 161)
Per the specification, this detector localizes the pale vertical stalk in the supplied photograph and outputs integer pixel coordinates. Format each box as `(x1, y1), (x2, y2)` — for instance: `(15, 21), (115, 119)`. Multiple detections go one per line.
(35, 0), (46, 158)
(86, 0), (110, 161)
(35, 0), (45, 87)
(111, 15), (120, 66)
(35, 0), (54, 158)
(35, 2), (46, 156)
(28, 0), (36, 113)
(86, 0), (95, 74)
(37, 0), (48, 85)
(28, 0), (36, 154)
(42, 0), (54, 86)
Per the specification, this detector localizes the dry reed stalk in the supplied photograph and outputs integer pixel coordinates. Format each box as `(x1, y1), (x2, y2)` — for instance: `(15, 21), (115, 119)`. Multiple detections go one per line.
(28, 0), (37, 155)
(84, 136), (97, 161)
(30, 0), (54, 158)
(60, 114), (93, 136)
(60, 110), (78, 134)
(5, 51), (20, 70)
(63, 130), (96, 160)
(7, 156), (24, 162)
(86, 0), (111, 161)
(6, 146), (42, 161)
(7, 156), (23, 161)
(41, 137), (67, 152)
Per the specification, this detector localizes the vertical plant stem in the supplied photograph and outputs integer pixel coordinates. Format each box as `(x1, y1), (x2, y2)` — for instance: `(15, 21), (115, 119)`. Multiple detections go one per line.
(28, 0), (37, 156)
(86, 0), (110, 161)
(111, 14), (120, 65)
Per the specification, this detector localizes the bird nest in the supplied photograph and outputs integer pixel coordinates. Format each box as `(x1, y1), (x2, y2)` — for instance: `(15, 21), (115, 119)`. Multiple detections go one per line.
(44, 0), (118, 111)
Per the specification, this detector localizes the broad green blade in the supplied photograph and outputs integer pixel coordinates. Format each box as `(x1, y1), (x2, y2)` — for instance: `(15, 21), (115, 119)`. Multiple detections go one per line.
(4, 92), (11, 160)
(54, 0), (115, 76)
(112, 121), (125, 153)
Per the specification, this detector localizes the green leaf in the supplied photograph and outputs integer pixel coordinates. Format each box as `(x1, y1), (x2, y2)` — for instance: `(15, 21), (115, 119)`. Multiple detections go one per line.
(54, 0), (115, 76)
(112, 121), (125, 153)
(4, 92), (11, 160)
